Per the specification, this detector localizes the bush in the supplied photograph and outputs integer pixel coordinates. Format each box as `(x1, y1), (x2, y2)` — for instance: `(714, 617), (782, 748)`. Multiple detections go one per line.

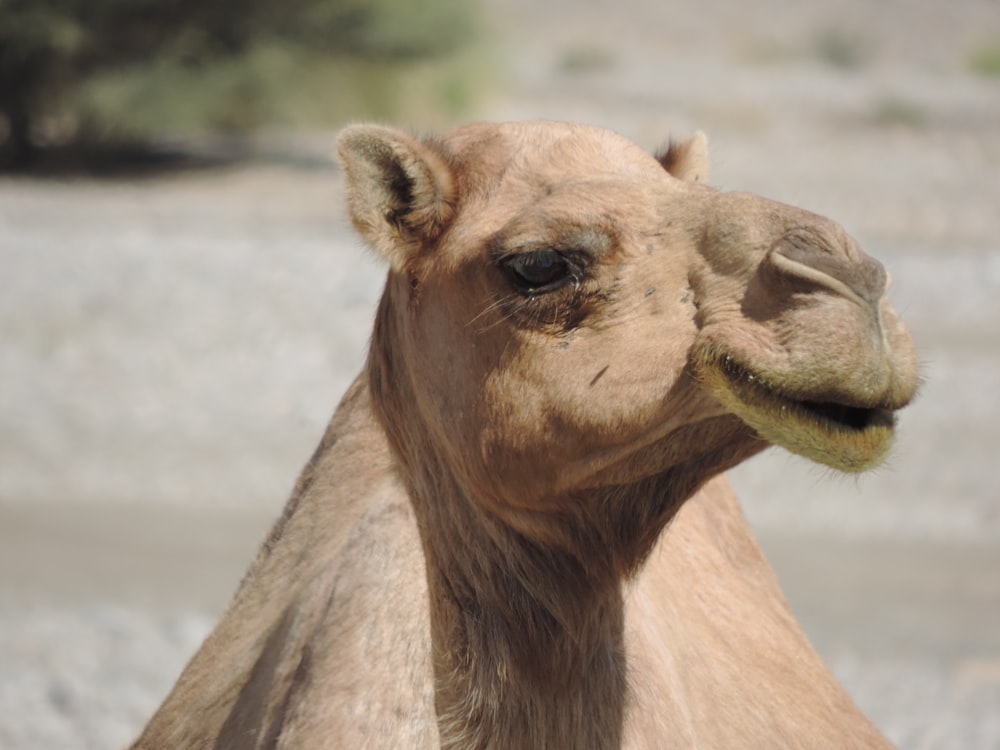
(0, 0), (476, 167)
(969, 36), (1000, 77)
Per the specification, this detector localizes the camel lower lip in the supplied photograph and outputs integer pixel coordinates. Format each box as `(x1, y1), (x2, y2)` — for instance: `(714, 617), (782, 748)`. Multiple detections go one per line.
(699, 352), (897, 472)
(796, 399), (886, 432)
(716, 355), (890, 433)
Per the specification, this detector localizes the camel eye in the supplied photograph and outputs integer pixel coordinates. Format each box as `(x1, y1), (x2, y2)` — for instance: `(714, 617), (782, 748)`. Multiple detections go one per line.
(504, 249), (575, 294)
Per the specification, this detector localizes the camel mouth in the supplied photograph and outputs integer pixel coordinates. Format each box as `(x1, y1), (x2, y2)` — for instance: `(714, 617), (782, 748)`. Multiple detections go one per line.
(696, 351), (896, 472)
(795, 399), (885, 432)
(717, 354), (891, 432)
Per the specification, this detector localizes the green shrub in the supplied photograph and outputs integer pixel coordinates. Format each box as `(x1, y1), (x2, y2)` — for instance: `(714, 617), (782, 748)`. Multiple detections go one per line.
(969, 36), (1000, 77)
(812, 28), (872, 71)
(870, 96), (926, 129)
(556, 44), (617, 75)
(0, 0), (478, 167)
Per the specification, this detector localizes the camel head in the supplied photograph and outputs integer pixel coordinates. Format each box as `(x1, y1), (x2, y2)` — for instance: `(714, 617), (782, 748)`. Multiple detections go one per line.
(339, 121), (919, 515)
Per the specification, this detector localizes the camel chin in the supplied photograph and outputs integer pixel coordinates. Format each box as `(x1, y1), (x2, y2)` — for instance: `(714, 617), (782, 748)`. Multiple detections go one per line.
(695, 349), (897, 473)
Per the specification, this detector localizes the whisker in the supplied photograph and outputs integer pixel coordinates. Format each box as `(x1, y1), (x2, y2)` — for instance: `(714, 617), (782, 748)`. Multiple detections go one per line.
(467, 295), (514, 329)
(472, 295), (522, 335)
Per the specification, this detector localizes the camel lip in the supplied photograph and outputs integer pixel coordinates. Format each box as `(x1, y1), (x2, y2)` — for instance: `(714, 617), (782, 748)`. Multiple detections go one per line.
(794, 398), (893, 433)
(693, 348), (898, 472)
(713, 353), (895, 435)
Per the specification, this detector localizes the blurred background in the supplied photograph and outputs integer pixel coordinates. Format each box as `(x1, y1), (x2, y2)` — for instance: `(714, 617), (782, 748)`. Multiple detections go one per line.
(1, 0), (998, 747)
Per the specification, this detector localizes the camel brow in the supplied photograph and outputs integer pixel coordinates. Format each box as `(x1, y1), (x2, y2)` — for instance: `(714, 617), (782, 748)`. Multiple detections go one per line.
(487, 213), (617, 261)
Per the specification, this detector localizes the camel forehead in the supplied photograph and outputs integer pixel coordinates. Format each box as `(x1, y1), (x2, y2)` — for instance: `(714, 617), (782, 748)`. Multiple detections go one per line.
(444, 121), (662, 185)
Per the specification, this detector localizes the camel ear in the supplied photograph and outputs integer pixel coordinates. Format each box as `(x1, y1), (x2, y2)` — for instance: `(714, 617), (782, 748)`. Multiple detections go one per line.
(656, 131), (710, 184)
(337, 124), (455, 271)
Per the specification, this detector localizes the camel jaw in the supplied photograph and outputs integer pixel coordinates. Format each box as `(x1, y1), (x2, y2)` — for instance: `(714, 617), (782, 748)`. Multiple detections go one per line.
(695, 351), (897, 472)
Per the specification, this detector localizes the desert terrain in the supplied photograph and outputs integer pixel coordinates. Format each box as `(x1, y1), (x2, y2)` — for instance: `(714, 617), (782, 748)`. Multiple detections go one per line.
(1, 0), (998, 746)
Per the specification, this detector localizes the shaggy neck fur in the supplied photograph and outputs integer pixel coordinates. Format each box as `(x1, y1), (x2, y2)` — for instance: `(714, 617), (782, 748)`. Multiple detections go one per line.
(417, 462), (628, 749)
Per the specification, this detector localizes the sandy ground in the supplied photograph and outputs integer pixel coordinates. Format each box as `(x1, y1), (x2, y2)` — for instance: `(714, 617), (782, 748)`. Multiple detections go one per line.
(2, 0), (999, 747)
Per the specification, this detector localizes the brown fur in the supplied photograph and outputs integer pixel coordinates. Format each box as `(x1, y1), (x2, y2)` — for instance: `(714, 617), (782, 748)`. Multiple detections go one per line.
(132, 121), (918, 749)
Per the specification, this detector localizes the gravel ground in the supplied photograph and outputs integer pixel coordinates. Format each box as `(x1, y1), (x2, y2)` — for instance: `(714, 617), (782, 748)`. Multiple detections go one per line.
(2, 0), (999, 746)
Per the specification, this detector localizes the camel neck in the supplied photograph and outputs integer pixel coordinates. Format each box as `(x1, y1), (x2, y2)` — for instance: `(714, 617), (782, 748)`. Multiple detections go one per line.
(369, 406), (757, 747)
(410, 468), (629, 749)
(364, 298), (762, 746)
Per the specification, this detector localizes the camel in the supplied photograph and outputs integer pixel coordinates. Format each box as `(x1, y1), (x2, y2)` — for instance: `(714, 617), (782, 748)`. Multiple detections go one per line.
(132, 120), (919, 749)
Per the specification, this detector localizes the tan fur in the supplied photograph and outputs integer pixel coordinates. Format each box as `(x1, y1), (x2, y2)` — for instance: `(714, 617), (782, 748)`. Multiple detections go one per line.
(132, 121), (918, 749)
(656, 132), (710, 183)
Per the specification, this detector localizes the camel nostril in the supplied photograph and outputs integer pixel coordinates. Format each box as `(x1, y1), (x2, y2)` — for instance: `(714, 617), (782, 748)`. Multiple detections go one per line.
(769, 229), (887, 308)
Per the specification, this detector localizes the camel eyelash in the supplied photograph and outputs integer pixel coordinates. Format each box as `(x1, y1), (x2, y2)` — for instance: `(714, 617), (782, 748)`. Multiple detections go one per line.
(496, 248), (590, 297)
